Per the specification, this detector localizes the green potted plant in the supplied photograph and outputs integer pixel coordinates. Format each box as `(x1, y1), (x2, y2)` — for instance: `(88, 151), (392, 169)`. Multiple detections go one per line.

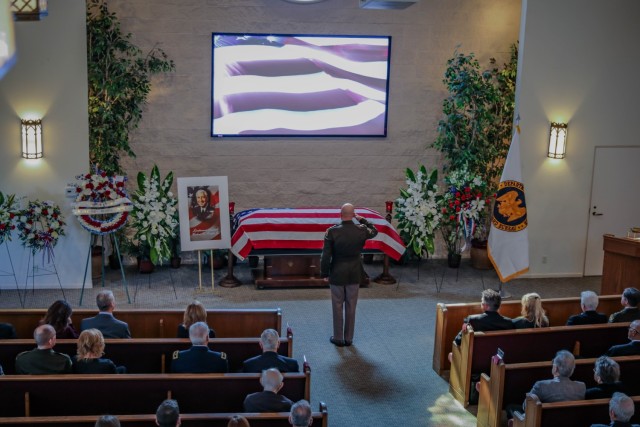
(130, 165), (178, 269)
(87, 0), (175, 174)
(394, 165), (441, 260)
(432, 45), (517, 265)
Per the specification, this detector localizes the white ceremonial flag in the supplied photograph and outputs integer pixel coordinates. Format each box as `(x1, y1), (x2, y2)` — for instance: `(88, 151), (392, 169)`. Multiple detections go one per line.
(488, 124), (529, 282)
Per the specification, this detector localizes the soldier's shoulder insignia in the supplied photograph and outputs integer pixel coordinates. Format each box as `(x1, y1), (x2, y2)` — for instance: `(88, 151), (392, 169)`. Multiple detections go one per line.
(220, 352), (227, 360)
(172, 350), (180, 360)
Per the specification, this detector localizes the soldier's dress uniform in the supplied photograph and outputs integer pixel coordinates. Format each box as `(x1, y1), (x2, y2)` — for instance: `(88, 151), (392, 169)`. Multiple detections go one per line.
(242, 351), (299, 373)
(320, 215), (378, 346)
(170, 345), (228, 373)
(15, 348), (72, 374)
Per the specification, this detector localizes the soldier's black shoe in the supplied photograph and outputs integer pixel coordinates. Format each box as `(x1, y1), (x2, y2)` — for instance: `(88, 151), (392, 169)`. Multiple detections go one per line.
(330, 336), (345, 347)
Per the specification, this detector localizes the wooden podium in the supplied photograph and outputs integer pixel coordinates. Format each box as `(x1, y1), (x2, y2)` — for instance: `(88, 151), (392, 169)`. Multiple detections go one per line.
(601, 234), (640, 295)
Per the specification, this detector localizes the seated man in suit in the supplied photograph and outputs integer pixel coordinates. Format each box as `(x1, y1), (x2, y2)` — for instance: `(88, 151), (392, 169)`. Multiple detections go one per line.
(171, 321), (228, 373)
(591, 392), (640, 427)
(586, 356), (626, 399)
(242, 328), (299, 373)
(453, 288), (514, 346)
(609, 287), (640, 323)
(80, 290), (131, 338)
(289, 400), (313, 427)
(156, 399), (181, 427)
(15, 324), (72, 374)
(243, 368), (293, 413)
(606, 320), (640, 357)
(567, 290), (608, 325)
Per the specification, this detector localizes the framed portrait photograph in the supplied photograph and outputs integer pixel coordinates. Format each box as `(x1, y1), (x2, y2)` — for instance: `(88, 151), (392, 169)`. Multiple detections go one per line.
(177, 176), (231, 251)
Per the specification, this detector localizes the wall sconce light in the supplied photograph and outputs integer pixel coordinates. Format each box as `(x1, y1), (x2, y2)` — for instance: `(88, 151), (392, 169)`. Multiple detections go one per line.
(11, 0), (48, 21)
(548, 122), (567, 159)
(21, 118), (43, 159)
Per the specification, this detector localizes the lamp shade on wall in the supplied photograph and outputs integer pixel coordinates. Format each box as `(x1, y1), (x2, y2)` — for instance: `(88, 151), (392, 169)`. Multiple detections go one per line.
(548, 122), (567, 159)
(21, 118), (43, 159)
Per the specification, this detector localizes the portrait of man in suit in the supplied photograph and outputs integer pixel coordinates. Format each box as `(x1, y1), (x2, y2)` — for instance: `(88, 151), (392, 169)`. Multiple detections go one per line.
(187, 186), (221, 242)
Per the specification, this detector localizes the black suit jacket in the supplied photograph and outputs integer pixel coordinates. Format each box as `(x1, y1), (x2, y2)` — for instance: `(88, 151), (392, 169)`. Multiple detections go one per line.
(242, 351), (299, 373)
(609, 307), (640, 323)
(454, 311), (514, 345)
(243, 391), (293, 413)
(320, 218), (378, 286)
(606, 341), (640, 357)
(585, 382), (627, 400)
(170, 345), (228, 373)
(567, 310), (608, 326)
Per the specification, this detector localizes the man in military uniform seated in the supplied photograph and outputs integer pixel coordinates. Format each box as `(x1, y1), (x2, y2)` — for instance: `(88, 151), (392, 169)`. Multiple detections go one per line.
(171, 321), (228, 373)
(609, 287), (640, 323)
(243, 368), (293, 412)
(242, 328), (299, 373)
(15, 324), (72, 374)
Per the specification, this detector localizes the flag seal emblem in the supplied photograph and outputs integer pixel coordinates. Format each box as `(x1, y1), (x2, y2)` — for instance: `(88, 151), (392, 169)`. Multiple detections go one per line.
(492, 180), (527, 232)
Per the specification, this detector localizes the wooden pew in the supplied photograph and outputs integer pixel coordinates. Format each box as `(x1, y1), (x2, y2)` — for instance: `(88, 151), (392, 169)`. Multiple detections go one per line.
(0, 368), (311, 417)
(0, 402), (329, 427)
(0, 332), (293, 374)
(0, 308), (282, 339)
(512, 394), (640, 427)
(449, 322), (630, 407)
(476, 355), (640, 427)
(433, 294), (623, 377)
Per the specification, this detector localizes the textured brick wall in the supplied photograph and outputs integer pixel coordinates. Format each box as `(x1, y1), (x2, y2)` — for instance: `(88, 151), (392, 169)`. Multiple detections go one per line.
(111, 0), (520, 244)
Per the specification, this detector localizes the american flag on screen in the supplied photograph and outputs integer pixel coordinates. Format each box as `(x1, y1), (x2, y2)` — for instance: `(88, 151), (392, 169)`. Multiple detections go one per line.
(212, 34), (390, 136)
(230, 208), (406, 261)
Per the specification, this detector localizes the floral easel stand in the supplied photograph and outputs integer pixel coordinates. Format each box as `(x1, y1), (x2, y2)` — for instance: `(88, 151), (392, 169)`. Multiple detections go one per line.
(15, 200), (67, 305)
(73, 172), (132, 306)
(195, 249), (216, 294)
(0, 242), (24, 308)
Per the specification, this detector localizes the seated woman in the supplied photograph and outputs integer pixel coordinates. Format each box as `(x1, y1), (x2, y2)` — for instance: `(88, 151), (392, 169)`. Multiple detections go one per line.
(40, 299), (79, 339)
(72, 329), (126, 374)
(512, 292), (549, 329)
(177, 300), (216, 339)
(586, 356), (626, 399)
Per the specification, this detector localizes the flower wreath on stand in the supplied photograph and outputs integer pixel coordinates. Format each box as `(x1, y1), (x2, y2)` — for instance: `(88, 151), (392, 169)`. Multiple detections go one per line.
(16, 200), (66, 260)
(131, 165), (178, 266)
(0, 191), (19, 245)
(395, 165), (441, 259)
(72, 170), (132, 235)
(439, 168), (493, 256)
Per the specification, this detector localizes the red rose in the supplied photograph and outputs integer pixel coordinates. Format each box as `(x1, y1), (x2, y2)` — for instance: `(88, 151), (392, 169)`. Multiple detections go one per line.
(116, 182), (124, 187)
(0, 224), (5, 230)
(455, 191), (461, 197)
(42, 209), (48, 215)
(9, 213), (14, 218)
(86, 183), (94, 189)
(52, 213), (58, 218)
(464, 187), (471, 193)
(455, 207), (460, 213)
(85, 173), (91, 179)
(449, 215), (455, 220)
(101, 172), (107, 177)
(454, 200), (460, 206)
(76, 187), (82, 193)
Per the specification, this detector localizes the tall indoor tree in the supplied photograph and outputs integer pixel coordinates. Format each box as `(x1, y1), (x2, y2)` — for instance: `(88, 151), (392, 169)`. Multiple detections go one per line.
(87, 0), (175, 174)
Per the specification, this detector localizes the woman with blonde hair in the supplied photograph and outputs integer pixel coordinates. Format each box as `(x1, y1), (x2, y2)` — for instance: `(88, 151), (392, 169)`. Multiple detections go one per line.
(72, 329), (126, 374)
(177, 300), (216, 338)
(512, 292), (549, 329)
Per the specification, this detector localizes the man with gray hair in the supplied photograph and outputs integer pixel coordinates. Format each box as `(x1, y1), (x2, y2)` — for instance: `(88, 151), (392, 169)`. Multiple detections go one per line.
(243, 367), (293, 412)
(591, 392), (640, 427)
(171, 321), (228, 373)
(80, 290), (131, 338)
(242, 328), (299, 373)
(526, 350), (586, 405)
(567, 290), (608, 325)
(606, 319), (640, 357)
(15, 324), (72, 374)
(289, 399), (313, 427)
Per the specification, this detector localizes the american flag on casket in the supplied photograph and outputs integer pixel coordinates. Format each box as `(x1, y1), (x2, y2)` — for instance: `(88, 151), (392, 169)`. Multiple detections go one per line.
(230, 207), (406, 261)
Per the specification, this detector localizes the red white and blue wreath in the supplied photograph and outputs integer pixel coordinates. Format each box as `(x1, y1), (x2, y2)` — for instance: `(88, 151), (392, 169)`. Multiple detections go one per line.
(72, 171), (132, 235)
(16, 200), (66, 259)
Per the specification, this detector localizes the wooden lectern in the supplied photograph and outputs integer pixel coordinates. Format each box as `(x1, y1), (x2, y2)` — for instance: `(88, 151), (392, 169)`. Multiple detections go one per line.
(601, 234), (640, 295)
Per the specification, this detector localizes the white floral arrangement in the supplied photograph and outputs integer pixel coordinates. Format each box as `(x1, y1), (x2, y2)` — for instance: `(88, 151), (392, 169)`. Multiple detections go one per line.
(72, 170), (132, 235)
(16, 200), (66, 257)
(0, 191), (19, 245)
(395, 165), (441, 257)
(131, 165), (178, 265)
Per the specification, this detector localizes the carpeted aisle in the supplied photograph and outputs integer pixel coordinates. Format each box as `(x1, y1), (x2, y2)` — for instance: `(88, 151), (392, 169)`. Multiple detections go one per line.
(0, 258), (601, 426)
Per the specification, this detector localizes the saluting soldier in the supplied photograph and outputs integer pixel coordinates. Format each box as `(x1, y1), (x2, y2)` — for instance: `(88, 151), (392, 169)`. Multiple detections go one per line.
(171, 321), (228, 373)
(321, 203), (378, 347)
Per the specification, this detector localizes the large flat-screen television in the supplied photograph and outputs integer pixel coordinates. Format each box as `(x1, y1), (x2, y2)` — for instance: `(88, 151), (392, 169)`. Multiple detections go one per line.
(211, 33), (391, 137)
